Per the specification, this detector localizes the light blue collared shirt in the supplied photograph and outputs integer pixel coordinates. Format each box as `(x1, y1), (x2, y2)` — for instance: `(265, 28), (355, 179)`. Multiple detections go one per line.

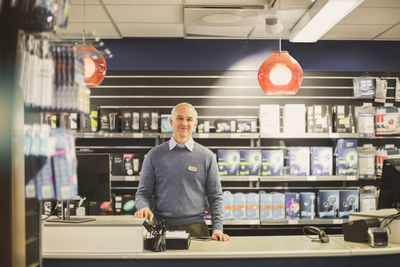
(168, 137), (194, 152)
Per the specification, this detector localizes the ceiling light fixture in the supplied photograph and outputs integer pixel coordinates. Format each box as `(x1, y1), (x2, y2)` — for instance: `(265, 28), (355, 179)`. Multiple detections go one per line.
(74, 0), (107, 88)
(290, 0), (364, 43)
(258, 1), (303, 95)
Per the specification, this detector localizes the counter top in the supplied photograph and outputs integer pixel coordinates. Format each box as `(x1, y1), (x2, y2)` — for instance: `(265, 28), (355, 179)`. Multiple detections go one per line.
(42, 235), (400, 259)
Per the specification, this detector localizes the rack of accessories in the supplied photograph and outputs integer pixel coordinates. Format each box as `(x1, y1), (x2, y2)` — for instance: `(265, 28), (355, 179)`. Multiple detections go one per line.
(68, 70), (400, 235)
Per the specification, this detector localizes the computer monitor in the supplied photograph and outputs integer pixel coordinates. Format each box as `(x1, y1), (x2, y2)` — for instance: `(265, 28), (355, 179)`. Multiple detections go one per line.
(77, 153), (111, 202)
(47, 153), (111, 223)
(378, 158), (400, 211)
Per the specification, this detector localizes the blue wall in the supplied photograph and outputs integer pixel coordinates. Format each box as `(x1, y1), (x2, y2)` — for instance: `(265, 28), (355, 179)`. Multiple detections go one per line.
(104, 39), (400, 72)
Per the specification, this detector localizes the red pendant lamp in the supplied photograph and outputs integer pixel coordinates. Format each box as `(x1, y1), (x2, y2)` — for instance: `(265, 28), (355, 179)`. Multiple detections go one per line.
(258, 50), (303, 95)
(75, 42), (107, 88)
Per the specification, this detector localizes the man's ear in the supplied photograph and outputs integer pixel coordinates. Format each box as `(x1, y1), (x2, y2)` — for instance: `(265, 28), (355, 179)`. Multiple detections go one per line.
(169, 116), (173, 126)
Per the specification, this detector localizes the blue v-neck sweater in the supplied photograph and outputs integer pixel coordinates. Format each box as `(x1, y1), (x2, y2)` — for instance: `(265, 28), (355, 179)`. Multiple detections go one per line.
(135, 141), (223, 232)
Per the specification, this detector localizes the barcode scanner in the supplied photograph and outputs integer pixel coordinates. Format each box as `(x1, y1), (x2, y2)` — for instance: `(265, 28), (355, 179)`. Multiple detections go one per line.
(303, 226), (330, 243)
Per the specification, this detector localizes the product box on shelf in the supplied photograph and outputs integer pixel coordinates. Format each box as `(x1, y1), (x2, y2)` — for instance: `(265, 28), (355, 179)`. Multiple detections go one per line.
(288, 147), (310, 176)
(309, 105), (332, 133)
(114, 195), (136, 215)
(239, 150), (262, 176)
(261, 150), (284, 176)
(284, 104), (305, 134)
(197, 119), (210, 133)
(311, 147), (332, 176)
(90, 110), (99, 132)
(99, 109), (119, 132)
(353, 77), (375, 99)
(215, 119), (236, 133)
(358, 146), (375, 179)
(332, 105), (354, 133)
(161, 114), (173, 133)
(259, 191), (272, 220)
(232, 192), (246, 220)
(335, 139), (358, 175)
(271, 192), (285, 220)
(317, 190), (339, 218)
(300, 192), (316, 219)
(223, 191), (234, 220)
(121, 110), (140, 133)
(259, 104), (280, 135)
(338, 189), (359, 218)
(285, 192), (300, 220)
(375, 106), (400, 135)
(355, 105), (375, 137)
(79, 113), (91, 132)
(218, 150), (240, 176)
(89, 200), (114, 215)
(140, 110), (159, 132)
(236, 119), (257, 133)
(246, 192), (259, 220)
(111, 153), (142, 176)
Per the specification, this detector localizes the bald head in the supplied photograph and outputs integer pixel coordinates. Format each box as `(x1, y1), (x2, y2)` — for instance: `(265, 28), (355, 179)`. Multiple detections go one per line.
(171, 102), (198, 120)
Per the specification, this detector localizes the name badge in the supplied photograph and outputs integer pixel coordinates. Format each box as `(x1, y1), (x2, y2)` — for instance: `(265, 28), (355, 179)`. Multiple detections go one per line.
(188, 166), (198, 172)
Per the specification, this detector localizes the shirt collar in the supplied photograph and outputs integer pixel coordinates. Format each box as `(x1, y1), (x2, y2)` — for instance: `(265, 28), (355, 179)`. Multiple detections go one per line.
(169, 138), (194, 152)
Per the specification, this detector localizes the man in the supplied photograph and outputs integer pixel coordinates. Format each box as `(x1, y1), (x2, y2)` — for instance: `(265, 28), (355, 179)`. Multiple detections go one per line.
(135, 102), (229, 242)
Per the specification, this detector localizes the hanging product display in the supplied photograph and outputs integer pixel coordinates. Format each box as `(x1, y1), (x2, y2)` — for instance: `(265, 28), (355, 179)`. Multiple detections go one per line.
(74, 43), (107, 88)
(258, 51), (303, 95)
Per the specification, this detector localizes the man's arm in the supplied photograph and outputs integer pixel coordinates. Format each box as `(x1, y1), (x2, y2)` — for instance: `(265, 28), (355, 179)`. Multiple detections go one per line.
(206, 154), (229, 241)
(135, 152), (155, 221)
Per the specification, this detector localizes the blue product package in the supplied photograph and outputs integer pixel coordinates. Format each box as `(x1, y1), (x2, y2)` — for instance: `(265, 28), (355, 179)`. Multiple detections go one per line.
(338, 190), (359, 218)
(259, 191), (272, 220)
(285, 192), (300, 220)
(311, 147), (332, 176)
(223, 191), (234, 220)
(271, 192), (285, 220)
(233, 192), (246, 220)
(335, 139), (358, 175)
(261, 150), (284, 176)
(288, 147), (310, 176)
(318, 190), (339, 218)
(52, 128), (78, 201)
(300, 192), (316, 219)
(239, 150), (262, 176)
(160, 115), (173, 133)
(246, 192), (259, 220)
(36, 157), (56, 200)
(218, 150), (240, 176)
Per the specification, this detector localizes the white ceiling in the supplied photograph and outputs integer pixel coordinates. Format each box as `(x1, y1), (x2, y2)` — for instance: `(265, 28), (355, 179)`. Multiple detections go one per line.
(56, 0), (400, 41)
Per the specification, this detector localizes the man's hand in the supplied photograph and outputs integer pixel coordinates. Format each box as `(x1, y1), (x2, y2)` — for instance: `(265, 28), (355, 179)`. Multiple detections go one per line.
(211, 231), (230, 242)
(134, 207), (154, 222)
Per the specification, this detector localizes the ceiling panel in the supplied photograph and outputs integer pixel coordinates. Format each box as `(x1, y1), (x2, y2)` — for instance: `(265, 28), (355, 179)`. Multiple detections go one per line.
(117, 23), (183, 37)
(322, 24), (392, 40)
(184, 0), (265, 7)
(106, 5), (183, 23)
(71, 0), (99, 4)
(56, 22), (120, 38)
(377, 25), (400, 40)
(339, 7), (400, 25)
(69, 5), (110, 22)
(103, 0), (182, 4)
(361, 0), (400, 8)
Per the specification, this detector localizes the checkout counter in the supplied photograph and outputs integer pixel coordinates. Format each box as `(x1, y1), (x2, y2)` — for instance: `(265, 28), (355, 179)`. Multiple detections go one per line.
(42, 214), (400, 267)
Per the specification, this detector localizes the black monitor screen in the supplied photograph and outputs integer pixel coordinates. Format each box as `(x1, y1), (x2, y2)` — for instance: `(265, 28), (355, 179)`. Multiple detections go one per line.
(77, 153), (111, 202)
(378, 158), (400, 210)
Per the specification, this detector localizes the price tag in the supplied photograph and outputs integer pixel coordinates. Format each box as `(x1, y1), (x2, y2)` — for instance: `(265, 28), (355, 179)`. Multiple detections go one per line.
(333, 219), (343, 224)
(329, 133), (339, 138)
(307, 176), (317, 181)
(346, 176), (357, 181)
(288, 220), (299, 225)
(125, 176), (136, 181)
(133, 133), (144, 138)
(231, 133), (241, 138)
(84, 133), (95, 137)
(199, 133), (209, 138)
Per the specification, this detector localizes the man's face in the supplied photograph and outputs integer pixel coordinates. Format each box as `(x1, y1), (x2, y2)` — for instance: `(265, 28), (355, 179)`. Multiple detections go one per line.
(169, 105), (198, 139)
